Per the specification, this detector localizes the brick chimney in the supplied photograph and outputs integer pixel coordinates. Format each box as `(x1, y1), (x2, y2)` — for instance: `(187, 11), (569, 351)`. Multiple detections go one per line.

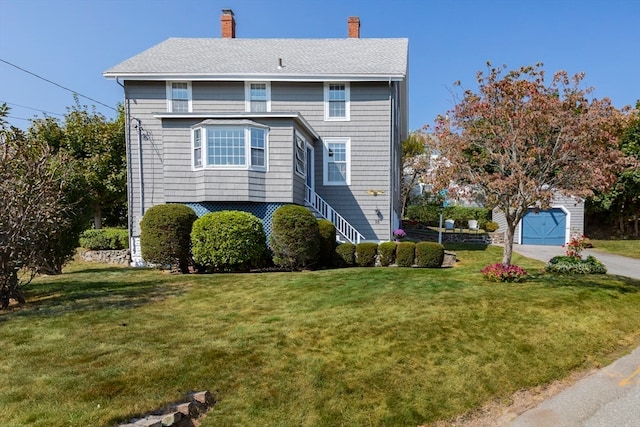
(348, 16), (360, 38)
(221, 9), (236, 38)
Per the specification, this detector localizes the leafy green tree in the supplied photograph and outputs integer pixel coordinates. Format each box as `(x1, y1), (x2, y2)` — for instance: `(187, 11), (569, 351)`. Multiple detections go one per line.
(29, 99), (126, 228)
(432, 63), (629, 264)
(587, 101), (640, 236)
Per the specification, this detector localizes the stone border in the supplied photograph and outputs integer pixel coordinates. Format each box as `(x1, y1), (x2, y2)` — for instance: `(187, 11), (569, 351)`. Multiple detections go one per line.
(118, 390), (216, 427)
(79, 249), (130, 265)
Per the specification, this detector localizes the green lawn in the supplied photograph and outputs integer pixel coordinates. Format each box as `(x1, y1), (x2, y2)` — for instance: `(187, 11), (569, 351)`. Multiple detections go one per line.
(589, 239), (640, 259)
(1, 244), (640, 426)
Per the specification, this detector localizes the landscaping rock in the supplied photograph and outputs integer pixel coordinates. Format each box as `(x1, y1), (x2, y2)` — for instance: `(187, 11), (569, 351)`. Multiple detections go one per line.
(442, 251), (457, 267)
(118, 390), (215, 427)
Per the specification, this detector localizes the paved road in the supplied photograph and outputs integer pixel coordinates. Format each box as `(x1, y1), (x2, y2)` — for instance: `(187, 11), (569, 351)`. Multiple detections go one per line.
(508, 245), (640, 426)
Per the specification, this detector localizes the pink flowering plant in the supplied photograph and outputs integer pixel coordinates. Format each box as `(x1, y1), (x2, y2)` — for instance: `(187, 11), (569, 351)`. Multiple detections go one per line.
(393, 228), (407, 241)
(563, 234), (586, 259)
(480, 263), (528, 283)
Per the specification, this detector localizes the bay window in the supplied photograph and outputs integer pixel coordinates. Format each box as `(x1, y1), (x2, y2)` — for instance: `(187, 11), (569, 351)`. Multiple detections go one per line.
(192, 125), (267, 170)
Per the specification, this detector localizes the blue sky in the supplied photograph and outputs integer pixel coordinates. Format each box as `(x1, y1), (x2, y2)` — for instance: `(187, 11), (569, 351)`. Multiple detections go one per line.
(1, 0), (638, 131)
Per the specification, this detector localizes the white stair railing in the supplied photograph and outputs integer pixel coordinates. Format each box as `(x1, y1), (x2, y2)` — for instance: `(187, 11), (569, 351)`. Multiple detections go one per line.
(305, 185), (364, 244)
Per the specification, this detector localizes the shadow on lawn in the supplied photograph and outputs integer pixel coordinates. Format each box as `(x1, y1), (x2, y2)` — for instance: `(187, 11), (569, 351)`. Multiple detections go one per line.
(538, 274), (640, 295)
(1, 267), (186, 320)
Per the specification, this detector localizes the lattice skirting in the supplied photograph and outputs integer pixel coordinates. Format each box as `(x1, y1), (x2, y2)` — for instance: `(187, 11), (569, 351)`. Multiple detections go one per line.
(182, 202), (289, 238)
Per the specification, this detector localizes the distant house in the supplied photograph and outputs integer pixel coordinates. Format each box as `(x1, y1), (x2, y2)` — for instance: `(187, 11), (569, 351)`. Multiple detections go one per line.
(104, 10), (409, 265)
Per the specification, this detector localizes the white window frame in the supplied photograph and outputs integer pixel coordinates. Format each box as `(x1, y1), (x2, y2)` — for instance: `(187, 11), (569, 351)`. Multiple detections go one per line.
(245, 81), (271, 112)
(191, 125), (268, 171)
(193, 128), (202, 168)
(324, 82), (350, 121)
(167, 81), (192, 112)
(323, 137), (350, 186)
(294, 131), (307, 178)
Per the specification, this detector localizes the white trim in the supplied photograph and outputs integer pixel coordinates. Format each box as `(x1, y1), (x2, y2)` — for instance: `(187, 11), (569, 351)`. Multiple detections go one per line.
(166, 81), (192, 112)
(324, 82), (350, 121)
(244, 81), (271, 112)
(105, 73), (406, 82)
(323, 137), (351, 186)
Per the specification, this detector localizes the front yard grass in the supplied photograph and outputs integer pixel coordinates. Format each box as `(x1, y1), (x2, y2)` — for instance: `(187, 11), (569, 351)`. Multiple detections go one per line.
(588, 238), (640, 259)
(1, 244), (639, 426)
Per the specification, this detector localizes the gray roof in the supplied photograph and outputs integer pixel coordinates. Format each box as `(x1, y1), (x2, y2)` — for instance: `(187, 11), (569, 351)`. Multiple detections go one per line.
(104, 38), (408, 81)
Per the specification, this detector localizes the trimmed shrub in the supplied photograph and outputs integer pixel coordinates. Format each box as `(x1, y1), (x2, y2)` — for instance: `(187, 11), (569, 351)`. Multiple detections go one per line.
(317, 219), (337, 268)
(484, 221), (499, 232)
(270, 205), (320, 270)
(191, 210), (268, 272)
(79, 228), (129, 250)
(406, 204), (490, 228)
(396, 242), (416, 267)
(481, 263), (528, 282)
(335, 243), (356, 267)
(415, 242), (445, 268)
(356, 242), (378, 267)
(378, 241), (397, 267)
(545, 255), (607, 274)
(140, 204), (197, 273)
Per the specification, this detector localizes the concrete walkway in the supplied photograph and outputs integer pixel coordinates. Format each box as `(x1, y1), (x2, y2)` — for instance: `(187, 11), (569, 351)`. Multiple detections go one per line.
(508, 245), (640, 426)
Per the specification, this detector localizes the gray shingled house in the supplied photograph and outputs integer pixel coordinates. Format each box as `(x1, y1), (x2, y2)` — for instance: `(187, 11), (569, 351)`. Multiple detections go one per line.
(104, 10), (409, 265)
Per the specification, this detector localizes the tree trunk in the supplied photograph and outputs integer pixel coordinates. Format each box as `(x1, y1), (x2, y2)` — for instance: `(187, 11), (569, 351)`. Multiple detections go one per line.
(94, 205), (103, 229)
(502, 224), (516, 265)
(634, 214), (639, 237)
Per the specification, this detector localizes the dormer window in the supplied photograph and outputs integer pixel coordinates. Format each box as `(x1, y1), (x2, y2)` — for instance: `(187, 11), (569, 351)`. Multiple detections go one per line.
(324, 82), (350, 121)
(167, 82), (191, 112)
(245, 82), (271, 112)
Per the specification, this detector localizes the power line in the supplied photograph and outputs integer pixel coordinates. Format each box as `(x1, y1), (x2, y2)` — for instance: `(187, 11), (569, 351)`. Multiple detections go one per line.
(0, 58), (117, 112)
(1, 100), (64, 117)
(7, 115), (32, 122)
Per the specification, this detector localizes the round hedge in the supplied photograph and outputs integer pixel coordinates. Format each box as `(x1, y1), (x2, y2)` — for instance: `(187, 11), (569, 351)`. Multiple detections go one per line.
(356, 242), (378, 267)
(335, 243), (356, 267)
(396, 242), (416, 267)
(140, 204), (197, 273)
(191, 210), (268, 272)
(378, 241), (397, 267)
(317, 219), (337, 268)
(415, 242), (445, 268)
(270, 204), (320, 270)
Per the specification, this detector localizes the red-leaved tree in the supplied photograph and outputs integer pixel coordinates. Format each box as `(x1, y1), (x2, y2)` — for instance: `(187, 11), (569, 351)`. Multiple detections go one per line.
(430, 63), (631, 264)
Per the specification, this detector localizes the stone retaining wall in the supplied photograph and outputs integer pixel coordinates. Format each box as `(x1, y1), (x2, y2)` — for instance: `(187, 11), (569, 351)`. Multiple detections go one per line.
(79, 249), (130, 265)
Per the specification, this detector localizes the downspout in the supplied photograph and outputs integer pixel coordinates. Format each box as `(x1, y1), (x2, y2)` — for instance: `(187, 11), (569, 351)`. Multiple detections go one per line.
(388, 78), (395, 239)
(117, 77), (144, 264)
(116, 78), (136, 263)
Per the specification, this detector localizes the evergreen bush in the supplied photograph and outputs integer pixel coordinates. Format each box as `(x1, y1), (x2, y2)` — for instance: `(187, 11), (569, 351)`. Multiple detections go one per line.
(140, 204), (197, 273)
(484, 221), (499, 232)
(355, 242), (378, 267)
(415, 242), (445, 268)
(191, 210), (268, 272)
(396, 242), (416, 267)
(270, 205), (320, 270)
(79, 228), (129, 250)
(378, 241), (397, 267)
(317, 219), (337, 268)
(335, 243), (356, 267)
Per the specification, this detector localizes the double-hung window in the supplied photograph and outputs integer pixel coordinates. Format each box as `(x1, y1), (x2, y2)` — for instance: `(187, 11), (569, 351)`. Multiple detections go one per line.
(192, 125), (267, 170)
(245, 82), (271, 112)
(323, 137), (350, 185)
(167, 81), (191, 112)
(294, 132), (306, 178)
(324, 82), (350, 121)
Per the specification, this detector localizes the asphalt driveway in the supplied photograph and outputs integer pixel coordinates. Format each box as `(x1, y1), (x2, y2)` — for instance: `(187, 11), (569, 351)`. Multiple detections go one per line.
(508, 244), (640, 426)
(512, 244), (640, 280)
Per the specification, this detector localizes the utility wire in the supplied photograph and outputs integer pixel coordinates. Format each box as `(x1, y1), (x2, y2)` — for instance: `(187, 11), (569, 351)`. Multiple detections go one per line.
(2, 100), (64, 117)
(0, 57), (117, 112)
